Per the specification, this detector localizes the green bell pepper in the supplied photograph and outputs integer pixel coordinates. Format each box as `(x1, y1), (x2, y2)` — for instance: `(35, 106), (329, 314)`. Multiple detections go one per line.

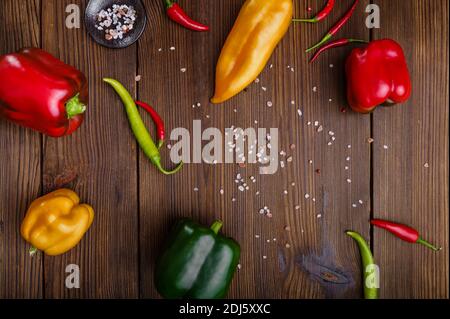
(155, 219), (241, 299)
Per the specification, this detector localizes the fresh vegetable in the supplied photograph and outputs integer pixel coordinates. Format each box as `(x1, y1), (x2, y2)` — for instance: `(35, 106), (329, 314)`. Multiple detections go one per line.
(136, 101), (165, 149)
(164, 0), (209, 32)
(103, 78), (182, 175)
(371, 219), (441, 252)
(0, 48), (88, 137)
(20, 189), (94, 256)
(293, 0), (335, 23)
(346, 231), (379, 299)
(346, 39), (411, 113)
(155, 219), (240, 299)
(211, 0), (293, 104)
(309, 38), (367, 63)
(306, 0), (360, 53)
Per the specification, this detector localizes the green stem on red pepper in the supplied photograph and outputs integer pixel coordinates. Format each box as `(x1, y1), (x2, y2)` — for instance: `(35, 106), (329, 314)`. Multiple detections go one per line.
(66, 94), (87, 119)
(103, 78), (182, 175)
(292, 0), (335, 23)
(371, 219), (441, 251)
(306, 0), (360, 53)
(309, 38), (368, 63)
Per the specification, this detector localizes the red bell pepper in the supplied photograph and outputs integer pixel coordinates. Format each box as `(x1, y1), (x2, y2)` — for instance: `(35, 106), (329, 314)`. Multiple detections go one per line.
(345, 39), (411, 113)
(0, 48), (88, 137)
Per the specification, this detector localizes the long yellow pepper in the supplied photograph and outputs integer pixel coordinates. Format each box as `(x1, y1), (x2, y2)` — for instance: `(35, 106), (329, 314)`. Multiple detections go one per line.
(211, 0), (293, 104)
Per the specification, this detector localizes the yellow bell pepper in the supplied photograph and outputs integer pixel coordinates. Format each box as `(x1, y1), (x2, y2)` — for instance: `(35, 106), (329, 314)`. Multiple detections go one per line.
(211, 0), (293, 104)
(20, 189), (94, 256)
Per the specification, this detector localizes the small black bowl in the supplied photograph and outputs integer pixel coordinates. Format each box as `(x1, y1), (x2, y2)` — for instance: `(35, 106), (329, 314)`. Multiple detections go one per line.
(85, 0), (147, 49)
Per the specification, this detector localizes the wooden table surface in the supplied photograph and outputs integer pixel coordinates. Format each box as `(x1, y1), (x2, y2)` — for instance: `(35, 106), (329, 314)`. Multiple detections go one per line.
(1, 0), (448, 299)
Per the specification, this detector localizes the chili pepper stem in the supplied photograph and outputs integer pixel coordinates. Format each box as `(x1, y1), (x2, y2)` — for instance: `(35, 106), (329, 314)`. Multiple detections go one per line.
(157, 140), (164, 149)
(66, 94), (86, 119)
(417, 238), (442, 252)
(29, 246), (38, 256)
(292, 18), (318, 23)
(210, 220), (223, 234)
(306, 33), (332, 53)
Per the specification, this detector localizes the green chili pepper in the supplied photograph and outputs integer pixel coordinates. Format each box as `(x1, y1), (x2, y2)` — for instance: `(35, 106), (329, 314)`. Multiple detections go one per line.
(103, 78), (182, 175)
(346, 231), (379, 299)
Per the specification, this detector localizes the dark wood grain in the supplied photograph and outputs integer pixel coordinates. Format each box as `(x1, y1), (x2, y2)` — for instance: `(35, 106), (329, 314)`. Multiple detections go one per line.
(372, 0), (449, 298)
(0, 0), (448, 299)
(138, 0), (372, 299)
(0, 0), (43, 299)
(40, 0), (139, 298)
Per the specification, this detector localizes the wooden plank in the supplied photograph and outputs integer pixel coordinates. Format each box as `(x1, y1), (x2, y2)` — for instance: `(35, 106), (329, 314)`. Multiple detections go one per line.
(373, 0), (449, 298)
(0, 0), (43, 299)
(40, 0), (139, 298)
(139, 0), (371, 298)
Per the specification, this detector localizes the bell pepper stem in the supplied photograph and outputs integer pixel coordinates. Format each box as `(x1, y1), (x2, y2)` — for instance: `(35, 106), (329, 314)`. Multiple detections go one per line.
(292, 18), (318, 23)
(210, 220), (223, 234)
(66, 94), (86, 119)
(29, 246), (38, 256)
(306, 33), (333, 53)
(164, 0), (174, 9)
(417, 238), (441, 252)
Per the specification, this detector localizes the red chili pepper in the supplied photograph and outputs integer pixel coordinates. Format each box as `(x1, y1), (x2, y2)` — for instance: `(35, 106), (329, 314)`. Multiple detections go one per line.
(371, 219), (441, 252)
(306, 0), (360, 53)
(164, 0), (209, 32)
(293, 0), (335, 23)
(309, 38), (367, 63)
(136, 101), (165, 149)
(0, 48), (88, 137)
(346, 39), (411, 113)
